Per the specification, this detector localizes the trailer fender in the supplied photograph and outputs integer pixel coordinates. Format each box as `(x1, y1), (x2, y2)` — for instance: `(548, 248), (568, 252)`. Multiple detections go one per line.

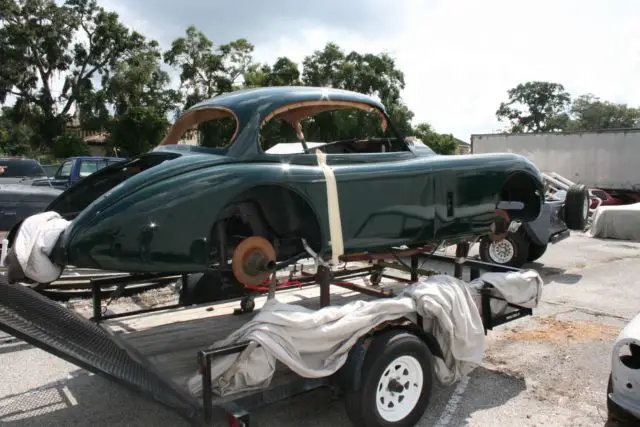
(334, 323), (444, 392)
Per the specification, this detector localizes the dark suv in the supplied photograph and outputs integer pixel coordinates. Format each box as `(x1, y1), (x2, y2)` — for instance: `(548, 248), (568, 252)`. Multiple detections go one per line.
(0, 158), (48, 185)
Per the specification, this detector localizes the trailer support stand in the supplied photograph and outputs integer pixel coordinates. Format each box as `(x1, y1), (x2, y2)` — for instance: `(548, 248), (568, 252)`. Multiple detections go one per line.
(91, 279), (102, 322)
(454, 242), (470, 279)
(318, 265), (331, 307)
(410, 254), (419, 281)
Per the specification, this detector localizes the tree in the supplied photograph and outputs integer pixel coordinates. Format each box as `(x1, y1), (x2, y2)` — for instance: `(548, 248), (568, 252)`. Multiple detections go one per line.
(107, 106), (169, 156)
(496, 81), (572, 133)
(52, 131), (90, 158)
(412, 123), (458, 155)
(297, 42), (413, 141)
(566, 94), (640, 131)
(164, 26), (254, 110)
(244, 57), (301, 87)
(0, 0), (148, 145)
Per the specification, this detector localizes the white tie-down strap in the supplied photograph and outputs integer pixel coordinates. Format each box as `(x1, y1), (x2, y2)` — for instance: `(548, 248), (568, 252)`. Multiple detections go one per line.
(315, 149), (344, 265)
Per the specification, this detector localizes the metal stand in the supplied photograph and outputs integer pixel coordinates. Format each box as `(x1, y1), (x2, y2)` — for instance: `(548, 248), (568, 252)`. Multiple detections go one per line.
(317, 265), (331, 307)
(454, 241), (470, 279)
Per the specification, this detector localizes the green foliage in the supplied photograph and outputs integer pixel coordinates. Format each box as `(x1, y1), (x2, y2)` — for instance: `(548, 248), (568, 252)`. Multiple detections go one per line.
(107, 106), (168, 156)
(497, 82), (640, 134)
(496, 81), (571, 133)
(52, 132), (90, 158)
(412, 123), (458, 155)
(566, 94), (640, 131)
(244, 57), (301, 87)
(0, 0), (148, 144)
(163, 26), (254, 109)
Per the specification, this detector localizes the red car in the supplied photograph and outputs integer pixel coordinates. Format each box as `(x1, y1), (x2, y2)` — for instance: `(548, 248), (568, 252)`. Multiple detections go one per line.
(590, 188), (625, 209)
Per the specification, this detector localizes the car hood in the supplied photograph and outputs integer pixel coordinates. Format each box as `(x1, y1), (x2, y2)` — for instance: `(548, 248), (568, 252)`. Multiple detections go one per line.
(46, 146), (231, 219)
(0, 177), (46, 185)
(0, 183), (63, 200)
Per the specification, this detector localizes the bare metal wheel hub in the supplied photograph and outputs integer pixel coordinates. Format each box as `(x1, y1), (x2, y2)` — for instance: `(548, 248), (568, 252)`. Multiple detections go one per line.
(375, 355), (424, 422)
(488, 239), (515, 264)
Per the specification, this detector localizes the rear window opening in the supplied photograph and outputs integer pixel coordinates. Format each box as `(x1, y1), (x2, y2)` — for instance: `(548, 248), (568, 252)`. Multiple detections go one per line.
(159, 107), (239, 149)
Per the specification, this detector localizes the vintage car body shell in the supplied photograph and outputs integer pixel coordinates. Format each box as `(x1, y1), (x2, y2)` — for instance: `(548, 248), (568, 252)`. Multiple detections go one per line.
(40, 87), (545, 273)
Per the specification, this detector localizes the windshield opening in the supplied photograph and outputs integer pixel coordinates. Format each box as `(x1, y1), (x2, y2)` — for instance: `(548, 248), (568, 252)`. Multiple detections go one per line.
(0, 159), (46, 178)
(259, 101), (408, 155)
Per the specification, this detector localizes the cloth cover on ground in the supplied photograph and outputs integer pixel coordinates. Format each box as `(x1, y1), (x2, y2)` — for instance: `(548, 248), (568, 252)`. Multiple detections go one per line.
(588, 203), (640, 241)
(187, 270), (542, 397)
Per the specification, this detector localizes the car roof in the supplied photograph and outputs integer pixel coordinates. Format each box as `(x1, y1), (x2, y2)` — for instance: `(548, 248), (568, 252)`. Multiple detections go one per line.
(0, 157), (40, 162)
(188, 86), (386, 118)
(66, 156), (125, 160)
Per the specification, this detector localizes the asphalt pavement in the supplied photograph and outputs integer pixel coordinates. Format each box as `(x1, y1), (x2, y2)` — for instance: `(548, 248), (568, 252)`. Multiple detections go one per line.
(1, 231), (639, 426)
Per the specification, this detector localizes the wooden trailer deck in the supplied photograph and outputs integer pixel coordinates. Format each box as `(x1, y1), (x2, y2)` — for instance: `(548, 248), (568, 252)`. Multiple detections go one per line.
(101, 277), (410, 401)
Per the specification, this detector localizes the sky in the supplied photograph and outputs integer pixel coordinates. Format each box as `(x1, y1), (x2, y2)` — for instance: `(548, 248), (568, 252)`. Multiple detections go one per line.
(62, 0), (640, 141)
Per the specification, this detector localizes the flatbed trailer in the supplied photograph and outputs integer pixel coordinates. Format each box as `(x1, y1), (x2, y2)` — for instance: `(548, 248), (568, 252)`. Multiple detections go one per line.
(0, 243), (534, 427)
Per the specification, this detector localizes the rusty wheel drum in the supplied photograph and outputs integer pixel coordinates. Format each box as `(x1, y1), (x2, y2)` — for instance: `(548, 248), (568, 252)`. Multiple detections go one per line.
(231, 236), (277, 286)
(489, 209), (510, 242)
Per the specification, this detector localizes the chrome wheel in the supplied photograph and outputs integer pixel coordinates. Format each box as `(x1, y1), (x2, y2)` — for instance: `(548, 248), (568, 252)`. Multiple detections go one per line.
(488, 239), (515, 264)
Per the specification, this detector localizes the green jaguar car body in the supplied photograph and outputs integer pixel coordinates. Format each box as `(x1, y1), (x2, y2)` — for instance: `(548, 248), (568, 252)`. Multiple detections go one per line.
(37, 86), (544, 274)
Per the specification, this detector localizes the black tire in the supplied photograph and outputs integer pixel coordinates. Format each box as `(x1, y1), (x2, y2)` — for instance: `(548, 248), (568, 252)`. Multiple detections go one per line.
(527, 242), (548, 262)
(478, 231), (530, 267)
(564, 184), (590, 230)
(344, 330), (434, 427)
(606, 374), (640, 424)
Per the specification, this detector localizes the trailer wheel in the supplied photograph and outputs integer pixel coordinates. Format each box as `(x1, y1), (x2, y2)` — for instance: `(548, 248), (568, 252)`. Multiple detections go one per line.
(527, 242), (548, 262)
(564, 184), (590, 230)
(478, 231), (529, 267)
(344, 330), (434, 427)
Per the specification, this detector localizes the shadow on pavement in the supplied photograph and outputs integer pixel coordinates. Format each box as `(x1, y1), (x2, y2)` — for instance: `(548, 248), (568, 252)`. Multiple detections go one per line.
(0, 369), (188, 427)
(0, 364), (528, 427)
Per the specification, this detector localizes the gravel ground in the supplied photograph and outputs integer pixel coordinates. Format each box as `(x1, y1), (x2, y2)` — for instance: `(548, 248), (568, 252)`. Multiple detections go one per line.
(1, 231), (639, 426)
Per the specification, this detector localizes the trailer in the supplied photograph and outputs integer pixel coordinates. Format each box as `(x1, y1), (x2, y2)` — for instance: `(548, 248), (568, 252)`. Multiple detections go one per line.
(0, 242), (535, 427)
(470, 128), (640, 200)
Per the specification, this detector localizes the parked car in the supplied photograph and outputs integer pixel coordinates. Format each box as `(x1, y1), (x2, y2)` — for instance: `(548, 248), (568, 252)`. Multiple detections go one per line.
(607, 312), (640, 425)
(477, 184), (590, 267)
(41, 163), (61, 178)
(0, 184), (63, 244)
(590, 188), (625, 209)
(7, 86), (572, 285)
(32, 156), (126, 190)
(0, 157), (48, 185)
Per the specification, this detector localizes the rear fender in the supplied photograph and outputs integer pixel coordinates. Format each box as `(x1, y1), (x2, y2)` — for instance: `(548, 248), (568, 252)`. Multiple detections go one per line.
(62, 162), (328, 273)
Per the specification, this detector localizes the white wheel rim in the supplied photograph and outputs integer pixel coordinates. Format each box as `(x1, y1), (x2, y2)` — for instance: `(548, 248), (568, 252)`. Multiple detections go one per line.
(488, 239), (515, 264)
(583, 198), (589, 219)
(375, 355), (424, 422)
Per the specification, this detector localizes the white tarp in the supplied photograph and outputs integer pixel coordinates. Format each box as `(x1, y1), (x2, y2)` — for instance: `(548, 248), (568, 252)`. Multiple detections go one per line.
(3, 211), (69, 283)
(588, 203), (640, 241)
(187, 270), (543, 397)
(467, 269), (544, 318)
